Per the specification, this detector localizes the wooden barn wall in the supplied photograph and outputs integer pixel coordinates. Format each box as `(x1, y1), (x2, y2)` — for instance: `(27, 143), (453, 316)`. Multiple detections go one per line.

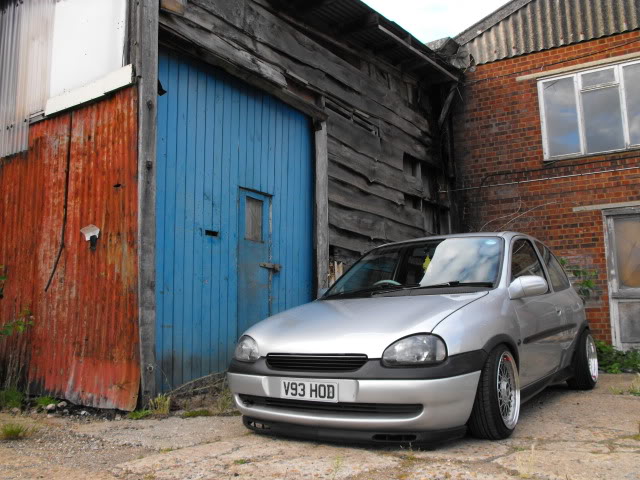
(0, 87), (140, 411)
(159, 0), (449, 265)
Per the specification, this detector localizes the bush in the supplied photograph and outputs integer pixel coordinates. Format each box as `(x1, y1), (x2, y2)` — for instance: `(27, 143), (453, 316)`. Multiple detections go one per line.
(596, 340), (640, 373)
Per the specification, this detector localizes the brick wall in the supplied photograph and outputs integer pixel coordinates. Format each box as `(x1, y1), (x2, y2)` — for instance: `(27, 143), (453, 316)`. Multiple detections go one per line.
(453, 30), (640, 341)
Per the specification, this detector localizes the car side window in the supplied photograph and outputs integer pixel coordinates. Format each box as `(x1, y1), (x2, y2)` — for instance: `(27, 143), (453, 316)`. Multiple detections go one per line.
(511, 240), (547, 285)
(536, 242), (571, 291)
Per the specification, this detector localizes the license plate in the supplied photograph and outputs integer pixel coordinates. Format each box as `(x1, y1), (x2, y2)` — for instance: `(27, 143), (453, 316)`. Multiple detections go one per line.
(280, 379), (338, 403)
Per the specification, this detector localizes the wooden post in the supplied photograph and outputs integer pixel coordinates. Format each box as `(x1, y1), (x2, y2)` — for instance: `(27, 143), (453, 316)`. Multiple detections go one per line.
(315, 120), (329, 297)
(133, 0), (159, 406)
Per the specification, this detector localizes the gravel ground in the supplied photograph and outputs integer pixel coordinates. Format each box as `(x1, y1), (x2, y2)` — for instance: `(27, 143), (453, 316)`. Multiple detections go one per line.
(1, 374), (639, 480)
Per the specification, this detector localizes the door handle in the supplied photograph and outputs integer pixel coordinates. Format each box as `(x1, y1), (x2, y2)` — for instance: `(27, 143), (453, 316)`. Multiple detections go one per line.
(260, 262), (282, 273)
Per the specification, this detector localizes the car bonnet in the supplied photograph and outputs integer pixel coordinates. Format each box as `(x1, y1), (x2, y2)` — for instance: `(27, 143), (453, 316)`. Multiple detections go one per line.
(241, 292), (489, 358)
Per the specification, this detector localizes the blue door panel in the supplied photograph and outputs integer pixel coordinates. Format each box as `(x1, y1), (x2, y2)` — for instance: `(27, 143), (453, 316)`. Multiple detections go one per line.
(155, 51), (314, 392)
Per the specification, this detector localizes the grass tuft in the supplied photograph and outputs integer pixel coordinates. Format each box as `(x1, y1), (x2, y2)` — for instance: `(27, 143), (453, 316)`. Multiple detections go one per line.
(35, 396), (57, 407)
(0, 388), (24, 409)
(1, 423), (31, 440)
(149, 394), (171, 415)
(182, 409), (212, 418)
(214, 387), (234, 414)
(234, 458), (251, 465)
(127, 410), (152, 420)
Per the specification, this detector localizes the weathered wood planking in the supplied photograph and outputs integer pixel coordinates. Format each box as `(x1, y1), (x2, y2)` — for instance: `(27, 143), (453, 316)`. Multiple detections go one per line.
(159, 0), (452, 264)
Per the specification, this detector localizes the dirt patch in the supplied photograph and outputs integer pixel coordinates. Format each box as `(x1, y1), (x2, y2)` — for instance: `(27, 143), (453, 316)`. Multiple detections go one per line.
(0, 374), (638, 480)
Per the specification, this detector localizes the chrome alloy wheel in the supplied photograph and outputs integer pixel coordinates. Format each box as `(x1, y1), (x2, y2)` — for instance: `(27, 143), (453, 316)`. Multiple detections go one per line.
(586, 334), (599, 382)
(496, 351), (520, 429)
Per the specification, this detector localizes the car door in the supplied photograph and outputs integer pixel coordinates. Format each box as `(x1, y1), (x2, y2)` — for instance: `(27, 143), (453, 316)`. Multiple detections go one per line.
(535, 242), (583, 367)
(509, 238), (561, 386)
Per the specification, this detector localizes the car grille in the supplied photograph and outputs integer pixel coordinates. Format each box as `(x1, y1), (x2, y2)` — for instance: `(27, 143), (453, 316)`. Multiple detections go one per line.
(266, 354), (368, 372)
(239, 395), (422, 416)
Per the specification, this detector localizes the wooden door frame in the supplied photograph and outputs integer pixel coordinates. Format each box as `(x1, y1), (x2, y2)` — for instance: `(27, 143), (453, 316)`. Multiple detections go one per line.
(603, 205), (640, 350)
(138, 38), (330, 401)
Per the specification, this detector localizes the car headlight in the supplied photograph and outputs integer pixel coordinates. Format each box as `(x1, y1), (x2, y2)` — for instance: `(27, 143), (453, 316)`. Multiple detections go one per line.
(234, 336), (260, 362)
(382, 334), (447, 366)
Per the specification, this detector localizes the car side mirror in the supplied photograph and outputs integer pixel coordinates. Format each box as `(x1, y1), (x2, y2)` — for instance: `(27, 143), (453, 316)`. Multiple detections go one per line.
(508, 275), (548, 300)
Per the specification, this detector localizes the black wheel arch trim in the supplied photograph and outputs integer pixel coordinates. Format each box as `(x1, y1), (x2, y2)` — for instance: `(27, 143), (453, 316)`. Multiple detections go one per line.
(481, 334), (520, 367)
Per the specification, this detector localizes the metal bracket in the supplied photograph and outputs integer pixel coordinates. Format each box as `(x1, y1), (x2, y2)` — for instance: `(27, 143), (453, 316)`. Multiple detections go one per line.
(259, 262), (282, 273)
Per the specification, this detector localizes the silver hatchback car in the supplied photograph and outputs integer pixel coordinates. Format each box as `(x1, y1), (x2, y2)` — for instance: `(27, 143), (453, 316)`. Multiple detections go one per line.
(228, 232), (598, 445)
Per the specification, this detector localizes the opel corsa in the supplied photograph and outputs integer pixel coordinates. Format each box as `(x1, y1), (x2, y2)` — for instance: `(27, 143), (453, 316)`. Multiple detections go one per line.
(228, 232), (598, 444)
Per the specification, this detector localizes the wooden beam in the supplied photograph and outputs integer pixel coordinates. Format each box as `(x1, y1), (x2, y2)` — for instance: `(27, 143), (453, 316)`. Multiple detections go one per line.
(377, 25), (460, 82)
(314, 119), (330, 296)
(133, 0), (159, 406)
(438, 84), (457, 129)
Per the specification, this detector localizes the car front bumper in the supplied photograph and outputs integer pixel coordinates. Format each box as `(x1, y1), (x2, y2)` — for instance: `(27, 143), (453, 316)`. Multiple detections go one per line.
(227, 370), (481, 433)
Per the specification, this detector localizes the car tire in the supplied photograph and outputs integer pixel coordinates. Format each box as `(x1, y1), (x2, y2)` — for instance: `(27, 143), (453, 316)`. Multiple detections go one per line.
(567, 329), (598, 390)
(468, 346), (520, 440)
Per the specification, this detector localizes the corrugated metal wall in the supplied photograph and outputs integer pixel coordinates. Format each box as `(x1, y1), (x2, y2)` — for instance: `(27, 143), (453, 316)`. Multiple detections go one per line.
(156, 51), (314, 392)
(0, 87), (140, 410)
(462, 0), (640, 64)
(0, 0), (55, 157)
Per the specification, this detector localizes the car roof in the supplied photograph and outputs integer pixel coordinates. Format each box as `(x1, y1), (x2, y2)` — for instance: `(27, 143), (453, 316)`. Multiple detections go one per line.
(375, 231), (531, 249)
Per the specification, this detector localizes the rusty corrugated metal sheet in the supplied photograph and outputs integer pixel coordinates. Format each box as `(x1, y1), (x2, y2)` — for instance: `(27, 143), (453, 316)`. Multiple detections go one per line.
(0, 86), (140, 410)
(457, 0), (640, 65)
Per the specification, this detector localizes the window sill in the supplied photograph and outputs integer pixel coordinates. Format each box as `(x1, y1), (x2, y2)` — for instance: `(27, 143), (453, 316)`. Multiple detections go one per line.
(544, 145), (640, 163)
(43, 64), (133, 118)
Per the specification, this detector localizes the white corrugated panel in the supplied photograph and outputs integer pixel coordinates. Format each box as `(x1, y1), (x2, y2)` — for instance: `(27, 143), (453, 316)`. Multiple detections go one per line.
(0, 0), (55, 158)
(460, 0), (640, 65)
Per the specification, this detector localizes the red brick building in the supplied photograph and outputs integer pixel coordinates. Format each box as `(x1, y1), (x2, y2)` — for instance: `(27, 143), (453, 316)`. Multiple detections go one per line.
(448, 0), (640, 349)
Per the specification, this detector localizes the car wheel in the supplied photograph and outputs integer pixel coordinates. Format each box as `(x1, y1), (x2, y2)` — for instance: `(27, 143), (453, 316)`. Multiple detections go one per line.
(567, 330), (598, 390)
(468, 346), (520, 440)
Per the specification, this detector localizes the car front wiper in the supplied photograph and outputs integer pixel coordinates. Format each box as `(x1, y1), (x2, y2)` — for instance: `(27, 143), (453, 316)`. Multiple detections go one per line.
(370, 281), (494, 295)
(417, 281), (495, 288)
(323, 283), (410, 299)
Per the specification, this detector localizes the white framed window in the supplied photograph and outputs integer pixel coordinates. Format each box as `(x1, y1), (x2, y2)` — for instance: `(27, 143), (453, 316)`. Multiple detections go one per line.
(538, 60), (640, 160)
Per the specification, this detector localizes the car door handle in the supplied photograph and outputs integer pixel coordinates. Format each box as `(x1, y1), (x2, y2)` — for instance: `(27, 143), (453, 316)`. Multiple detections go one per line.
(260, 262), (282, 273)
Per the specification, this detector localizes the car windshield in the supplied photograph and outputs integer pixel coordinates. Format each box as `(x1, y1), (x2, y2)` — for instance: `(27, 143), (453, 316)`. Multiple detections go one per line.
(324, 237), (504, 298)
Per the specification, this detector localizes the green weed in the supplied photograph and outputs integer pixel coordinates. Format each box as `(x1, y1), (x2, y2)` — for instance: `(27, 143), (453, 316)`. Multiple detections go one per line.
(0, 388), (24, 409)
(127, 410), (152, 420)
(234, 458), (251, 465)
(182, 409), (212, 418)
(596, 341), (640, 373)
(35, 396), (57, 407)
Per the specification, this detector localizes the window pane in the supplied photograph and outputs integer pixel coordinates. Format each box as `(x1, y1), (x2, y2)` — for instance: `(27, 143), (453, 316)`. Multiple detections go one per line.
(511, 240), (547, 286)
(613, 216), (640, 289)
(245, 197), (263, 242)
(619, 302), (640, 343)
(581, 68), (615, 88)
(536, 242), (571, 291)
(542, 78), (581, 157)
(582, 86), (625, 153)
(623, 63), (640, 145)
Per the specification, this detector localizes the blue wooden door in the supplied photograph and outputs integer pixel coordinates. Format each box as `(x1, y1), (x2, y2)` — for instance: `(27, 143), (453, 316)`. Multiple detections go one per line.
(237, 189), (271, 334)
(155, 51), (314, 392)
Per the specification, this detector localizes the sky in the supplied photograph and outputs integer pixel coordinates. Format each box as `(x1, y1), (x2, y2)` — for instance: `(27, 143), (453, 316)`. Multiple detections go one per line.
(361, 0), (511, 43)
